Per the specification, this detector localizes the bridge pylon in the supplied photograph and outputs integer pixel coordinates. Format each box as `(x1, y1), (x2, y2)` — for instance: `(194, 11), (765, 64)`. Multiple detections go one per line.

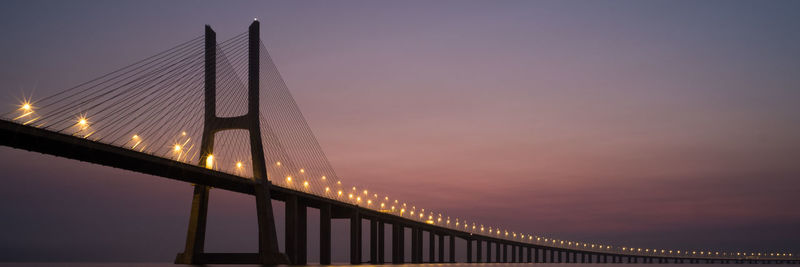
(174, 21), (289, 265)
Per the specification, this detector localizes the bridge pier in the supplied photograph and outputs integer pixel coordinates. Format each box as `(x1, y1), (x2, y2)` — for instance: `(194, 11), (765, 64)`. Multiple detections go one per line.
(319, 203), (332, 265)
(378, 221), (385, 264)
(527, 247), (532, 262)
(476, 239), (483, 262)
(284, 195), (307, 265)
(466, 238), (473, 263)
(511, 244), (516, 262)
(350, 210), (361, 264)
(370, 219), (378, 264)
(449, 235), (456, 262)
(438, 234), (445, 262)
(485, 241), (491, 262)
(392, 223), (403, 264)
(428, 231), (435, 262)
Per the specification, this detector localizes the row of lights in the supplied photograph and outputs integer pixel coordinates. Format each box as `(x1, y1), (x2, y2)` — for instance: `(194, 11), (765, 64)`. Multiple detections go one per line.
(10, 99), (797, 260)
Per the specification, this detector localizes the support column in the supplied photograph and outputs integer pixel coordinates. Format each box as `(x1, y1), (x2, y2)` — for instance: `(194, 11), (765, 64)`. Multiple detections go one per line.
(350, 210), (361, 264)
(449, 235), (456, 263)
(486, 241), (492, 262)
(497, 242), (502, 262)
(534, 247), (539, 263)
(175, 185), (210, 264)
(503, 244), (508, 262)
(527, 247), (532, 262)
(438, 234), (445, 262)
(512, 245), (517, 262)
(370, 220), (378, 264)
(319, 204), (331, 265)
(467, 239), (473, 263)
(477, 240), (483, 263)
(414, 231), (421, 262)
(285, 195), (299, 264)
(392, 223), (404, 264)
(377, 222), (385, 264)
(429, 231), (435, 263)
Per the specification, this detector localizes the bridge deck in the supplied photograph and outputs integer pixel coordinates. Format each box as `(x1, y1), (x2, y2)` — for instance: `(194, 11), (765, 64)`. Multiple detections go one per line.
(1, 119), (796, 263)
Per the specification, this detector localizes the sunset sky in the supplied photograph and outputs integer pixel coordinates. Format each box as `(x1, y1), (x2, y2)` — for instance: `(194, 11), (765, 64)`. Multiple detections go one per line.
(1, 0), (799, 262)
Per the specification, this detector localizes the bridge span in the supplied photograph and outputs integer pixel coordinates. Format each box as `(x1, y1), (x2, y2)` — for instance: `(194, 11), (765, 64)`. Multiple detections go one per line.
(1, 21), (797, 265)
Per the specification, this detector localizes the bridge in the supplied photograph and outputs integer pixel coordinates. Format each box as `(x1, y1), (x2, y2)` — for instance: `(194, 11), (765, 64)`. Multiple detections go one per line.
(1, 21), (797, 265)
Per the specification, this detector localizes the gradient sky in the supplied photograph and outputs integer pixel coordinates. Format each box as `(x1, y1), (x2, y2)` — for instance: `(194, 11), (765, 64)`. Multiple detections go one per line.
(1, 0), (799, 262)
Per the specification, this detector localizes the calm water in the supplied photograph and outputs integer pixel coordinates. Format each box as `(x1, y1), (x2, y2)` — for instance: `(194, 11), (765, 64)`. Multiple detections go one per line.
(0, 264), (778, 267)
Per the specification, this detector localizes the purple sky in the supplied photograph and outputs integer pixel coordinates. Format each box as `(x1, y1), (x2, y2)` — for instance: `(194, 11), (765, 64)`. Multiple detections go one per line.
(1, 0), (799, 262)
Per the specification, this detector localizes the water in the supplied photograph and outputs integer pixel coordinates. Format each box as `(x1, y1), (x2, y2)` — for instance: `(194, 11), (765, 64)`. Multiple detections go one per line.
(0, 264), (778, 267)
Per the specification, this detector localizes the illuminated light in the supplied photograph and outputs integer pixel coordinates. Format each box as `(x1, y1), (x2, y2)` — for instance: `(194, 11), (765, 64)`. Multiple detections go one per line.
(337, 190), (342, 196)
(21, 103), (32, 111)
(182, 131), (187, 136)
(286, 176), (292, 182)
(363, 190), (368, 195)
(174, 144), (182, 152)
(380, 203), (385, 208)
(303, 181), (309, 187)
(385, 196), (389, 201)
(75, 115), (90, 130)
(236, 161), (243, 168)
(348, 193), (353, 199)
(205, 155), (214, 169)
(374, 194), (378, 198)
(337, 181), (342, 185)
(367, 200), (372, 205)
(356, 196), (361, 202)
(537, 237), (541, 241)
(321, 176), (326, 180)
(276, 161), (281, 166)
(325, 187), (330, 192)
(300, 168), (305, 173)
(352, 186), (356, 191)
(132, 135), (139, 139)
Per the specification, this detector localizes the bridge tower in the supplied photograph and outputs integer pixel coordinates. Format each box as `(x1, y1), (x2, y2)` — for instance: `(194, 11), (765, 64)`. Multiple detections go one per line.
(175, 21), (289, 265)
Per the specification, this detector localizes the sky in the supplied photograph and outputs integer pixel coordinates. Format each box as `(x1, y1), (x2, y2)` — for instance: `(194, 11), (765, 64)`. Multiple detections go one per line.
(1, 0), (799, 262)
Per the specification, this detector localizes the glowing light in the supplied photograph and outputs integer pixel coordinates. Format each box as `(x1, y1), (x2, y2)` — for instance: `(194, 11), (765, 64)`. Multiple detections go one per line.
(182, 131), (187, 136)
(325, 187), (330, 192)
(286, 176), (292, 182)
(174, 144), (182, 152)
(21, 103), (31, 111)
(337, 190), (343, 196)
(367, 200), (372, 205)
(348, 193), (353, 199)
(303, 181), (309, 187)
(132, 135), (139, 139)
(363, 190), (368, 195)
(205, 155), (214, 169)
(321, 176), (326, 180)
(236, 161), (243, 168)
(276, 161), (281, 166)
(300, 168), (305, 173)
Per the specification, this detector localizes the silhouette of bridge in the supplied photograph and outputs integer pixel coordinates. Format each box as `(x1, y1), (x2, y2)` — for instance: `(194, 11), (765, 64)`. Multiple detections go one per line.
(0, 22), (796, 265)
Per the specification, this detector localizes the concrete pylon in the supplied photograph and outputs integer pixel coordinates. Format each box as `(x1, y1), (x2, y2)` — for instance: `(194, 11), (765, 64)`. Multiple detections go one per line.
(175, 21), (289, 265)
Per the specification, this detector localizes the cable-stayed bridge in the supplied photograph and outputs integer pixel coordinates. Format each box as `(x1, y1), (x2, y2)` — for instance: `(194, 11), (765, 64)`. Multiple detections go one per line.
(0, 21), (796, 265)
